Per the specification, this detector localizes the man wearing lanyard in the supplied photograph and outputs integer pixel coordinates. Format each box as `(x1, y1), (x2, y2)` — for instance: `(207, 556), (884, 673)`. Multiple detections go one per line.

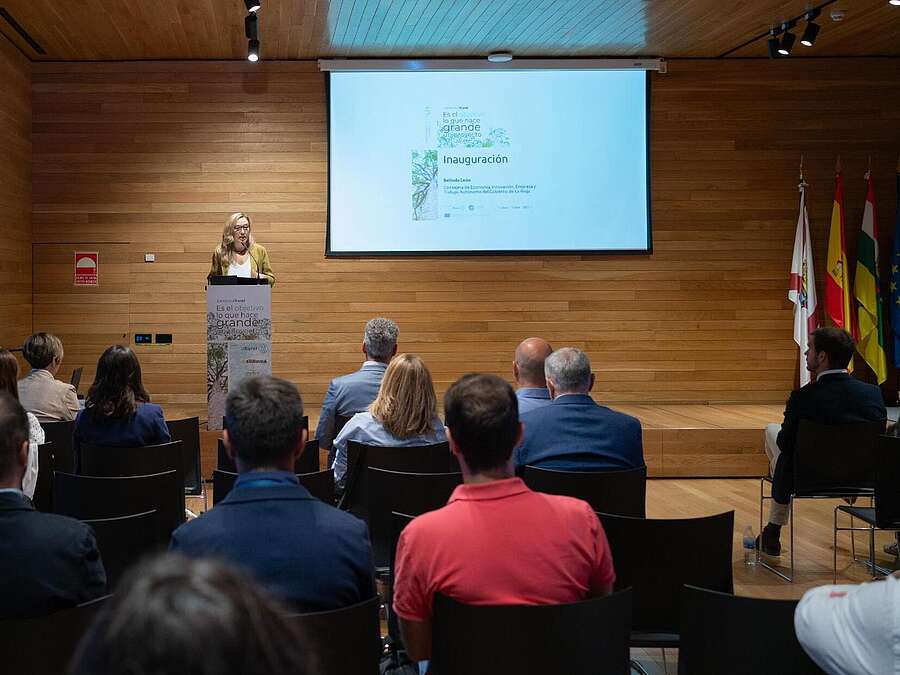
(171, 375), (375, 611)
(759, 327), (885, 556)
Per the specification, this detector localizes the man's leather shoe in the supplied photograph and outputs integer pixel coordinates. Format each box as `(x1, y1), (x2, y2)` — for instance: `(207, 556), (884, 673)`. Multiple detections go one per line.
(757, 525), (781, 556)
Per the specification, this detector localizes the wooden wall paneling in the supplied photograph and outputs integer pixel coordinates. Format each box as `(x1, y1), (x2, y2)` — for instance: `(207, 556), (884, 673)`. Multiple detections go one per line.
(0, 34), (31, 353)
(29, 59), (900, 432)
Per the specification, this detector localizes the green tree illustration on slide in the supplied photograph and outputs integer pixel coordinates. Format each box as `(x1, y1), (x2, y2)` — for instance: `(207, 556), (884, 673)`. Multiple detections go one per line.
(411, 150), (438, 220)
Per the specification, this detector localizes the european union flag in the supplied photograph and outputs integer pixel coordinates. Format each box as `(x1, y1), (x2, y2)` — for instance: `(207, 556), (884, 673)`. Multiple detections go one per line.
(891, 167), (900, 367)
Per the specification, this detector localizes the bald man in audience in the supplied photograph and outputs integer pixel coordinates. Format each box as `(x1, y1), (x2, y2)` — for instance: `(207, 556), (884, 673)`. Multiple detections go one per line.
(513, 337), (553, 415)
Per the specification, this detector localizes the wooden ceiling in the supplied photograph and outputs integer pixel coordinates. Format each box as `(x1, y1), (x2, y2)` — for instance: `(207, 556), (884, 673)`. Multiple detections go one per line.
(1, 0), (899, 61)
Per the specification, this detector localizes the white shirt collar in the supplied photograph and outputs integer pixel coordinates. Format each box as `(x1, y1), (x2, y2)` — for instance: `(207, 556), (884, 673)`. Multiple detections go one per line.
(818, 368), (849, 377)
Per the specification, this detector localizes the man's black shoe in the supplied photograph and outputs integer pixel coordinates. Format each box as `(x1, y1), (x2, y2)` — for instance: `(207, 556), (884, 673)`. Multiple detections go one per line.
(756, 525), (781, 557)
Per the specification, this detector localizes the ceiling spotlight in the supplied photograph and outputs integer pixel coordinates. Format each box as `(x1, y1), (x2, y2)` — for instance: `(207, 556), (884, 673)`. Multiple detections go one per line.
(245, 0), (261, 12)
(487, 52), (513, 63)
(890, 0), (900, 6)
(767, 30), (781, 58)
(800, 8), (821, 46)
(247, 39), (259, 62)
(245, 13), (258, 40)
(778, 30), (796, 56)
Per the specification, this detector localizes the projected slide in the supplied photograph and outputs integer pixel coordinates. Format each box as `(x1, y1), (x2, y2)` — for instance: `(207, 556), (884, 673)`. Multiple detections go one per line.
(328, 69), (649, 255)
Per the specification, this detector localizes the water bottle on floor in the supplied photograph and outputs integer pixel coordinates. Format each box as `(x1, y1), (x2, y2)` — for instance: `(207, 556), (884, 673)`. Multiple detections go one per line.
(743, 525), (756, 565)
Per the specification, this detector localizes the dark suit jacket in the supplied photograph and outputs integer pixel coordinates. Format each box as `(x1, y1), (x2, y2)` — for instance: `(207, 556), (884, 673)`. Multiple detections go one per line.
(515, 394), (644, 471)
(170, 472), (375, 612)
(0, 491), (107, 619)
(74, 402), (171, 455)
(772, 372), (886, 502)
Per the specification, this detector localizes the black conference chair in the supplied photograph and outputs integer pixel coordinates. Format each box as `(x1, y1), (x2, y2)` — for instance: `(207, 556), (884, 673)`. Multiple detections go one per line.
(287, 596), (382, 675)
(212, 469), (335, 506)
(759, 418), (885, 582)
(30, 441), (53, 512)
(166, 416), (203, 495)
(79, 440), (183, 485)
(522, 464), (647, 517)
(431, 590), (633, 675)
(679, 585), (825, 675)
(326, 414), (354, 469)
(366, 467), (462, 568)
(41, 419), (77, 474)
(339, 440), (454, 514)
(597, 510), (734, 674)
(83, 510), (164, 589)
(53, 470), (185, 542)
(0, 595), (109, 674)
(833, 434), (900, 581)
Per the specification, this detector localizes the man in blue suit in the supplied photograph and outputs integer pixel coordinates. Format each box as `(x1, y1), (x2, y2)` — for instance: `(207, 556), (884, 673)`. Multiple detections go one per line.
(513, 337), (554, 416)
(515, 347), (644, 471)
(171, 375), (375, 612)
(316, 317), (399, 466)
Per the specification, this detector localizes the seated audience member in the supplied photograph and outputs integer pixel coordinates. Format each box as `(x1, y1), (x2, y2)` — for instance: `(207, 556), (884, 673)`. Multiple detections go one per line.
(332, 353), (446, 490)
(514, 347), (644, 471)
(759, 327), (885, 556)
(393, 374), (615, 663)
(0, 392), (106, 619)
(17, 332), (79, 422)
(316, 317), (399, 465)
(74, 345), (170, 455)
(70, 554), (310, 675)
(794, 575), (900, 675)
(0, 349), (44, 499)
(171, 375), (375, 611)
(513, 337), (554, 415)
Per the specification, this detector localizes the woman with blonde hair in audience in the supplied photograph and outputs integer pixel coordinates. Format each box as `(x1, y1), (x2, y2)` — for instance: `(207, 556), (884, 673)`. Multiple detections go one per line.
(332, 353), (446, 490)
(74, 345), (170, 454)
(0, 348), (44, 499)
(208, 212), (276, 285)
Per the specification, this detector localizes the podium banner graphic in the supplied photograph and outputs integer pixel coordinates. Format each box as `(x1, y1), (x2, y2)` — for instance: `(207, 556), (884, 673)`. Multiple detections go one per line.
(207, 285), (272, 430)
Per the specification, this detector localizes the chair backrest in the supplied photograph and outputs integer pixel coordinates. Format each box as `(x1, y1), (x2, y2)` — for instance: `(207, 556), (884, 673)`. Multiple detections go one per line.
(0, 595), (108, 673)
(597, 510), (734, 637)
(341, 440), (454, 515)
(166, 417), (202, 495)
(53, 470), (184, 542)
(522, 464), (647, 517)
(30, 441), (54, 512)
(287, 596), (382, 675)
(431, 590), (632, 675)
(41, 419), (77, 474)
(679, 585), (824, 675)
(83, 510), (164, 589)
(387, 512), (417, 642)
(79, 440), (184, 488)
(366, 467), (462, 567)
(217, 419), (314, 474)
(794, 419), (885, 495)
(212, 469), (335, 506)
(875, 434), (900, 528)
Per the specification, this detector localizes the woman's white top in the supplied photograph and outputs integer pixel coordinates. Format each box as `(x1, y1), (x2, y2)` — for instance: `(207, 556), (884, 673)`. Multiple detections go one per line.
(22, 412), (45, 499)
(227, 256), (252, 278)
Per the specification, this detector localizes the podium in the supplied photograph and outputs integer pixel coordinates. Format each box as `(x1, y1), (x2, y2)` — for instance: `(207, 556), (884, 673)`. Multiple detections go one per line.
(206, 276), (271, 430)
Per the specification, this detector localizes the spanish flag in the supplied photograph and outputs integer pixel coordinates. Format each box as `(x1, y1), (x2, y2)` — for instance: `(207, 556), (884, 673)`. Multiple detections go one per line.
(854, 171), (888, 383)
(825, 168), (855, 336)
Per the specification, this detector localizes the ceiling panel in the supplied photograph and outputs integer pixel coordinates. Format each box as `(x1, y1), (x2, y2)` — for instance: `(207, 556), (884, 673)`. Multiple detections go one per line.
(0, 0), (898, 61)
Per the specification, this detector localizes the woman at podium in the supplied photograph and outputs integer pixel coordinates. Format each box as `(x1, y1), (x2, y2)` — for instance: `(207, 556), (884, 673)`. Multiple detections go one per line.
(208, 212), (275, 285)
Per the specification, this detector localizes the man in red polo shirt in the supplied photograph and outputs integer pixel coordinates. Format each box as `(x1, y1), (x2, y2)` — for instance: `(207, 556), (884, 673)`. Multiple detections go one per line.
(393, 373), (615, 663)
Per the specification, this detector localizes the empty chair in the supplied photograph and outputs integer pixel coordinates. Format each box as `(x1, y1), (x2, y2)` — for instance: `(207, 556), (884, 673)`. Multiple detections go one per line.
(339, 440), (454, 514)
(83, 510), (164, 589)
(79, 440), (183, 487)
(53, 470), (185, 542)
(41, 418), (77, 474)
(679, 585), (824, 675)
(212, 469), (335, 506)
(431, 590), (632, 675)
(522, 464), (647, 517)
(366, 467), (463, 567)
(0, 595), (108, 674)
(287, 596), (382, 675)
(597, 510), (734, 653)
(166, 417), (203, 495)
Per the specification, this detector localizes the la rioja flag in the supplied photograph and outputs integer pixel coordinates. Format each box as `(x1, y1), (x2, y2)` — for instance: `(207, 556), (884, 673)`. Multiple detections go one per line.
(789, 180), (819, 387)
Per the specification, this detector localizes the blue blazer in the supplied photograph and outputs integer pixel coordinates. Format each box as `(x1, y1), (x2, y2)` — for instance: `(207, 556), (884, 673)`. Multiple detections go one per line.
(515, 394), (644, 471)
(170, 474), (376, 612)
(315, 362), (387, 452)
(74, 402), (171, 454)
(516, 387), (552, 416)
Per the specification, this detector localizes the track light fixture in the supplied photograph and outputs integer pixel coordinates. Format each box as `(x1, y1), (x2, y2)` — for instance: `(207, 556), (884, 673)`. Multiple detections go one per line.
(767, 30), (781, 58)
(891, 0), (900, 6)
(800, 8), (821, 46)
(245, 0), (261, 12)
(245, 13), (258, 40)
(247, 39), (259, 62)
(776, 21), (796, 56)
